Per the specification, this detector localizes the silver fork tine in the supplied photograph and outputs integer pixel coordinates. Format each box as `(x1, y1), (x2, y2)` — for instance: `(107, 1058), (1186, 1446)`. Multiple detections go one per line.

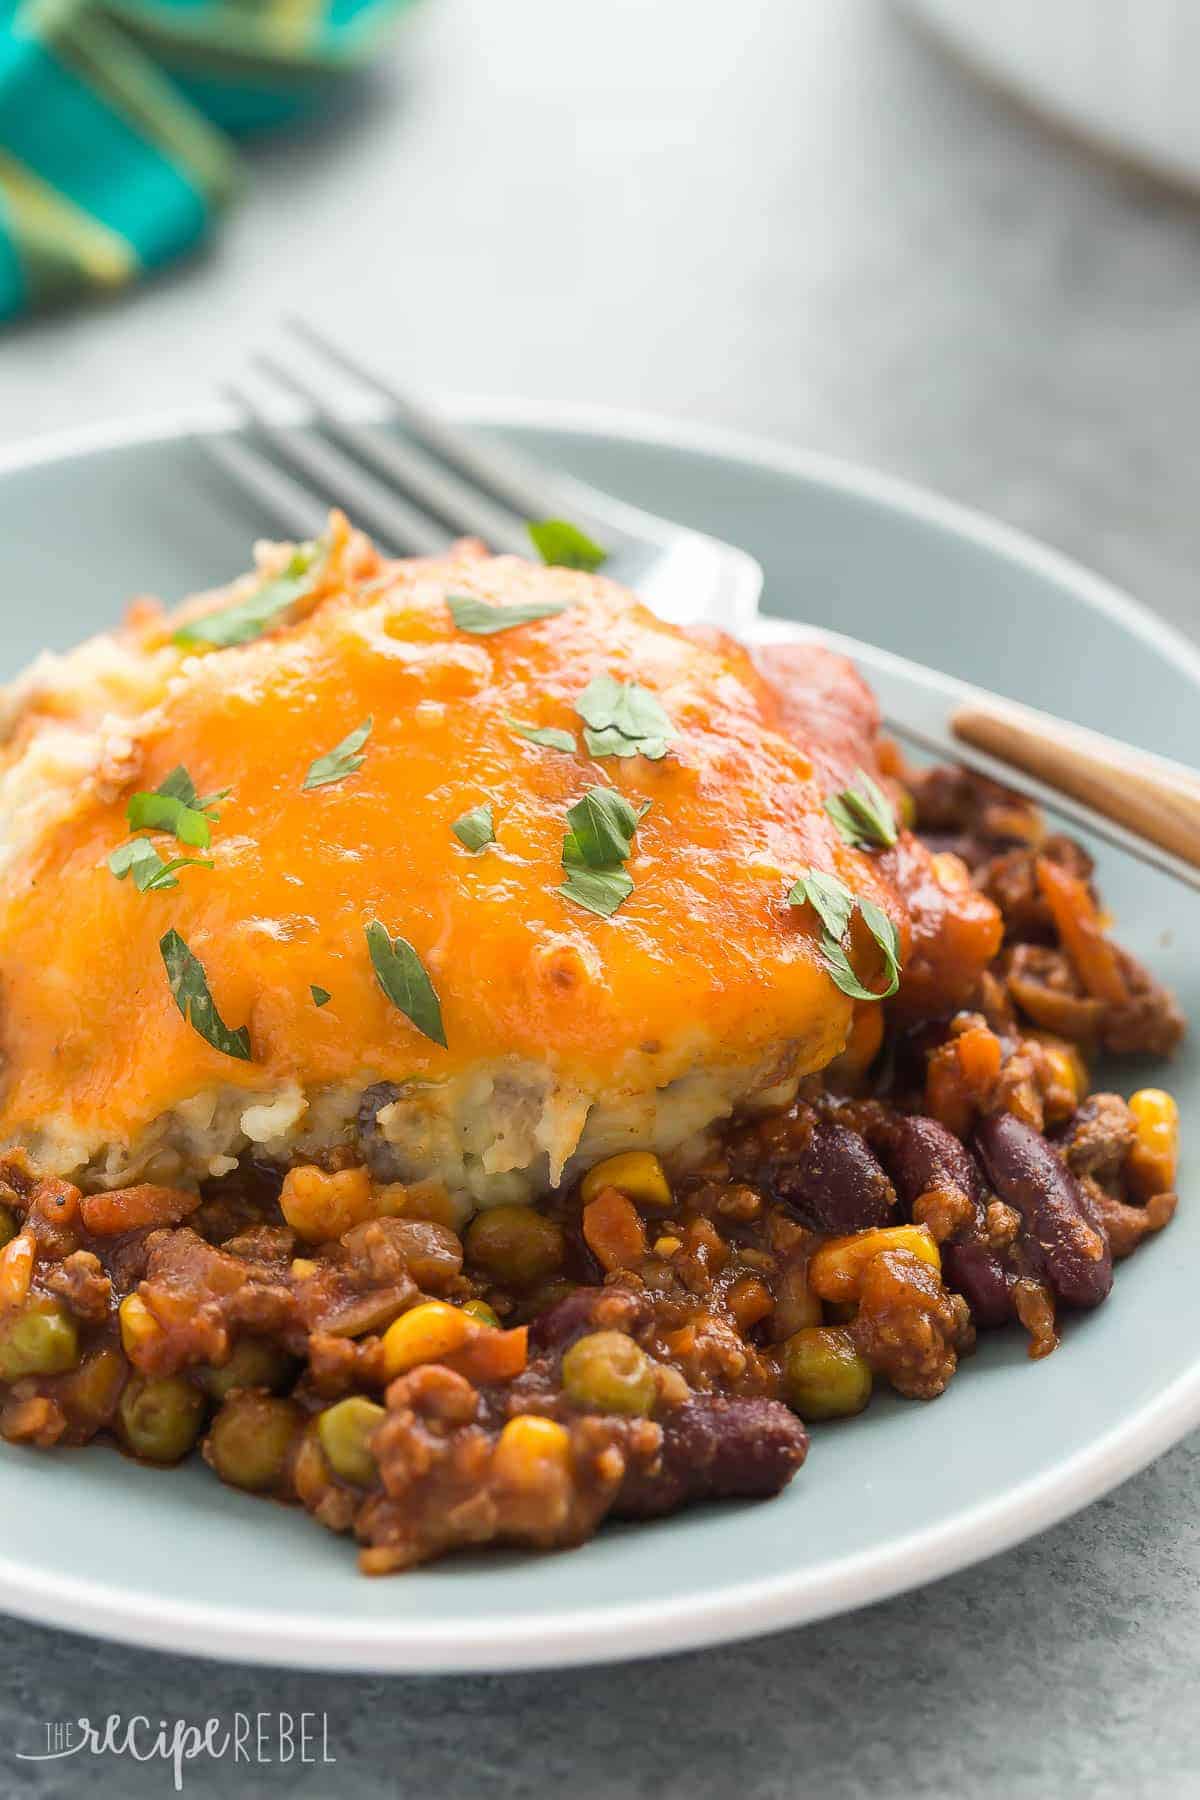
(254, 353), (532, 556)
(198, 433), (330, 542)
(222, 381), (449, 557)
(286, 318), (558, 524)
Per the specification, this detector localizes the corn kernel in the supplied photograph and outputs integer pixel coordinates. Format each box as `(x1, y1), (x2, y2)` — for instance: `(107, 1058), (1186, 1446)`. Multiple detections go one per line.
(808, 1225), (940, 1303)
(280, 1164), (374, 1243)
(930, 850), (971, 892)
(0, 1231), (33, 1311)
(1127, 1088), (1179, 1200)
(1032, 1032), (1088, 1106)
(653, 1235), (682, 1258)
(289, 1258), (318, 1281)
(581, 1151), (671, 1209)
(381, 1300), (473, 1379)
(492, 1414), (571, 1487)
(376, 1179), (460, 1230)
(118, 1293), (163, 1360)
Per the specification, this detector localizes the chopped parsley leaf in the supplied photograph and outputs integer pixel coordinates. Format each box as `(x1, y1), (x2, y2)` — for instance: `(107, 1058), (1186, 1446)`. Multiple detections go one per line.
(507, 717), (577, 754)
(576, 674), (674, 760)
(365, 921), (447, 1047)
(557, 785), (647, 919)
(447, 593), (573, 635)
(559, 866), (634, 918)
(788, 870), (902, 1002)
(526, 519), (607, 572)
(173, 541), (324, 650)
(825, 772), (899, 850)
(451, 803), (496, 852)
(108, 838), (213, 892)
(159, 929), (251, 1060)
(303, 718), (372, 791)
(126, 766), (230, 851)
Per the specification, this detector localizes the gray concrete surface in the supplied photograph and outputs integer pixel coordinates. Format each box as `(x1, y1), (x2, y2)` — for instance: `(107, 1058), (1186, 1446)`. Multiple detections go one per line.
(3, 1), (1200, 1793)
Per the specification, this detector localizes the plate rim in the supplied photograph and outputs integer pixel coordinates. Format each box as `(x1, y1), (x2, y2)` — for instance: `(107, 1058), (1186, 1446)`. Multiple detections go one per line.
(2, 398), (1199, 1673)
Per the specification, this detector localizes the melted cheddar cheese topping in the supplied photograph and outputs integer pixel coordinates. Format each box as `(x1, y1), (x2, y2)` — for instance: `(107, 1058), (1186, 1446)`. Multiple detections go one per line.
(0, 526), (902, 1190)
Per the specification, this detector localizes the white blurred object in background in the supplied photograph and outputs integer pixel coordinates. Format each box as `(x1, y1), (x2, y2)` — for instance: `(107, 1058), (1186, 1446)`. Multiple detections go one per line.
(904, 0), (1200, 187)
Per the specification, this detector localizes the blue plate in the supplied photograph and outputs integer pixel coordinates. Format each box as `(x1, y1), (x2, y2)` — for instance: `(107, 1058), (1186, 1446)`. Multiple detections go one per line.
(0, 403), (1195, 1670)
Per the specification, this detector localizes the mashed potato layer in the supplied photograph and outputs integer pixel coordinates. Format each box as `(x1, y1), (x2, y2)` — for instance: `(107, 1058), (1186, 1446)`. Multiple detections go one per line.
(0, 520), (901, 1205)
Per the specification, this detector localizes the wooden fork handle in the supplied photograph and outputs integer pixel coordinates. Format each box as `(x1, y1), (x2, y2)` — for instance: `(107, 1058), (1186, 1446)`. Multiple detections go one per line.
(951, 699), (1200, 872)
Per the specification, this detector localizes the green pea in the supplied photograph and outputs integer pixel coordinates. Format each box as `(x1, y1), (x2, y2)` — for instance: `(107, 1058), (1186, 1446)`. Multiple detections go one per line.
(196, 1337), (296, 1401)
(0, 1204), (18, 1251)
(207, 1393), (303, 1493)
(317, 1396), (386, 1486)
(0, 1299), (80, 1382)
(780, 1327), (872, 1420)
(465, 1205), (565, 1288)
(117, 1375), (206, 1463)
(561, 1330), (657, 1417)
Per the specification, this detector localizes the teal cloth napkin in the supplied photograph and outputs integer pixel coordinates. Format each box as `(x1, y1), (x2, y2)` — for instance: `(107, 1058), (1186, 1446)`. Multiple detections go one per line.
(0, 0), (414, 320)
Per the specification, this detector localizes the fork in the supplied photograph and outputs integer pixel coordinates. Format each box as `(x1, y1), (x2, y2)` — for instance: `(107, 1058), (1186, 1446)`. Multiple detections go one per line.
(205, 320), (763, 638)
(203, 323), (1200, 895)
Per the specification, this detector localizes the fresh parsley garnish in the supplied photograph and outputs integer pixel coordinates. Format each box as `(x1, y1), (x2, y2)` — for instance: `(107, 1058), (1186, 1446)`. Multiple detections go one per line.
(447, 593), (573, 635)
(173, 541), (324, 650)
(451, 803), (496, 852)
(825, 772), (899, 850)
(558, 785), (647, 918)
(108, 838), (213, 893)
(303, 718), (372, 791)
(365, 921), (447, 1047)
(159, 929), (251, 1060)
(310, 985), (332, 1008)
(561, 788), (645, 869)
(126, 766), (230, 851)
(507, 717), (577, 754)
(786, 868), (855, 943)
(560, 867), (634, 918)
(527, 519), (607, 572)
(788, 870), (902, 1003)
(576, 674), (674, 760)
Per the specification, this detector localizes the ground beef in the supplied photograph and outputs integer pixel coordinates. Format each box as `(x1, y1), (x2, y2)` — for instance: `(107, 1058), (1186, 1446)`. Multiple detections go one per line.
(978, 837), (1096, 941)
(0, 775), (1182, 1577)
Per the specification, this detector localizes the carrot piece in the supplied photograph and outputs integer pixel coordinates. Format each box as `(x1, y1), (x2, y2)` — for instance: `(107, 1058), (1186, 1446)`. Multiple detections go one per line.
(27, 1178), (80, 1228)
(726, 1275), (774, 1332)
(955, 1024), (1003, 1099)
(926, 1024), (1007, 1135)
(1036, 858), (1128, 1005)
(447, 1324), (529, 1385)
(79, 1184), (200, 1237)
(0, 1232), (34, 1310)
(582, 1188), (648, 1272)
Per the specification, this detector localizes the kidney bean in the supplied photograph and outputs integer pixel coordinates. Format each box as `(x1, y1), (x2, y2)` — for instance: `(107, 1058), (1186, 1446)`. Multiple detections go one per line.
(759, 1118), (896, 1234)
(887, 1116), (989, 1217)
(527, 1286), (649, 1353)
(355, 1082), (407, 1182)
(616, 1396), (808, 1518)
(356, 1083), (462, 1186)
(940, 1240), (1013, 1330)
(884, 1117), (1013, 1328)
(974, 1113), (1113, 1309)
